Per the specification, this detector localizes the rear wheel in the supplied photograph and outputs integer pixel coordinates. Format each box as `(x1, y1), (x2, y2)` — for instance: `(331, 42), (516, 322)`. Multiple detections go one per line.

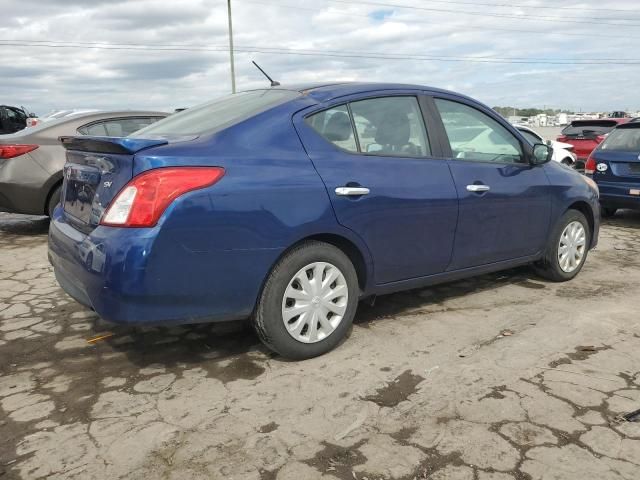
(47, 185), (62, 217)
(561, 157), (574, 167)
(253, 241), (359, 359)
(534, 210), (590, 282)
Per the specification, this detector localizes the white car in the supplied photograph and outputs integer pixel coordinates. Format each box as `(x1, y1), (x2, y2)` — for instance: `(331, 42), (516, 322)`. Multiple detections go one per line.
(515, 125), (577, 166)
(26, 109), (100, 128)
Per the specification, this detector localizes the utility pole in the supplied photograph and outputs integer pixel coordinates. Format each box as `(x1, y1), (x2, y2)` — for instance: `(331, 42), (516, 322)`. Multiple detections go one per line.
(227, 0), (236, 93)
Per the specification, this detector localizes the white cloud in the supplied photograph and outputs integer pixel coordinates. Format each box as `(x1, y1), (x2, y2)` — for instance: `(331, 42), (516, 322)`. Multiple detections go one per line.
(1, 0), (639, 114)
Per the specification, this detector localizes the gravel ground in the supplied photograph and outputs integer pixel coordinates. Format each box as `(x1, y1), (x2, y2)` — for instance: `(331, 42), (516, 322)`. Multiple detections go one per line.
(1, 211), (639, 480)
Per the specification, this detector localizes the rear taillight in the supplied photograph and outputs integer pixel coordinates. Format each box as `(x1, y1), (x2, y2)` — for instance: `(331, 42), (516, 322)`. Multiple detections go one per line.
(0, 144), (38, 159)
(101, 167), (225, 227)
(584, 154), (596, 175)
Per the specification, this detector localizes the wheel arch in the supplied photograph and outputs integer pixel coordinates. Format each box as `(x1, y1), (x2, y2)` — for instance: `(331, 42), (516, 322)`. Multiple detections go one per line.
(43, 173), (64, 215)
(566, 200), (595, 240)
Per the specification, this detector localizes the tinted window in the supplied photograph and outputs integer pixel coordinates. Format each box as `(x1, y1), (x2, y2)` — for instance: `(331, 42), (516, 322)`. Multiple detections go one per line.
(350, 97), (430, 157)
(518, 129), (541, 145)
(130, 90), (297, 137)
(435, 99), (523, 164)
(79, 117), (164, 137)
(305, 105), (358, 152)
(561, 120), (618, 138)
(600, 128), (640, 152)
(80, 123), (107, 136)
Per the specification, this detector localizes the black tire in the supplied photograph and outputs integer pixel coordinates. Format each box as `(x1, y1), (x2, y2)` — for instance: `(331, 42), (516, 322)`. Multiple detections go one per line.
(601, 207), (618, 218)
(533, 210), (591, 282)
(253, 241), (359, 359)
(47, 185), (62, 217)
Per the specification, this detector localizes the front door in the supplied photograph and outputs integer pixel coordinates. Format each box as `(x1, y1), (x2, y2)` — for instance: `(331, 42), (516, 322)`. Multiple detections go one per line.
(295, 94), (459, 284)
(432, 97), (552, 270)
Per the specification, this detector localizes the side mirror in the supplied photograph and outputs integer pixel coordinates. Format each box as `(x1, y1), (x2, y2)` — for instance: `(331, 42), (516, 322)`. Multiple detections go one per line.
(531, 143), (552, 165)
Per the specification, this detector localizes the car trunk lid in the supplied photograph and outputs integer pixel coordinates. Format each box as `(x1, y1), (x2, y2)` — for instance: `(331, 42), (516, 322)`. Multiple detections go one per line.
(558, 120), (620, 159)
(592, 125), (640, 184)
(59, 136), (168, 233)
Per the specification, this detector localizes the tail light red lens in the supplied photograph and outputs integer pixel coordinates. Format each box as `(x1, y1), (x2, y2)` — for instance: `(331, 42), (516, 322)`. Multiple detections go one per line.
(101, 167), (225, 227)
(0, 144), (39, 159)
(584, 154), (596, 175)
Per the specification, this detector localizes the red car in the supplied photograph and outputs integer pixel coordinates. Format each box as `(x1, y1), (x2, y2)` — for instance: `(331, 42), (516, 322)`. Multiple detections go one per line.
(557, 119), (629, 167)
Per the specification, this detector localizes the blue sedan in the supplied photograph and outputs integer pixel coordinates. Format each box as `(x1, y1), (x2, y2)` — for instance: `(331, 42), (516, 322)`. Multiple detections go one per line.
(48, 83), (600, 359)
(585, 122), (640, 216)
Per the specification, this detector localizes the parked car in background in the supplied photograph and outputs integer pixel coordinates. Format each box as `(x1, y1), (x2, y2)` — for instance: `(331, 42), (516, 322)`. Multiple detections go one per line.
(0, 110), (167, 216)
(515, 125), (577, 166)
(585, 122), (640, 216)
(0, 105), (34, 134)
(557, 119), (629, 168)
(27, 109), (101, 128)
(48, 83), (599, 359)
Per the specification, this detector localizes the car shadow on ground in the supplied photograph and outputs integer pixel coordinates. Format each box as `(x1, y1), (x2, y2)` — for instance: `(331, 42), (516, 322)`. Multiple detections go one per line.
(602, 209), (640, 229)
(0, 214), (49, 236)
(97, 265), (543, 375)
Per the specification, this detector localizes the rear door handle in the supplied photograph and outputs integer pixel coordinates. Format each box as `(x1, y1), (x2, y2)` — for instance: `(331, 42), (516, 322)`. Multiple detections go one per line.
(466, 184), (490, 192)
(335, 187), (370, 196)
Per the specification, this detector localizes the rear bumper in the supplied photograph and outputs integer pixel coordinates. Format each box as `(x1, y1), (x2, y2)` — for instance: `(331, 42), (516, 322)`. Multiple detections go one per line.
(48, 209), (284, 325)
(596, 181), (640, 210)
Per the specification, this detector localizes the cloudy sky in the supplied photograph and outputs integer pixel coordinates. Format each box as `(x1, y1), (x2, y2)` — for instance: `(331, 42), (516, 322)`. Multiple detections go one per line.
(2, 0), (640, 115)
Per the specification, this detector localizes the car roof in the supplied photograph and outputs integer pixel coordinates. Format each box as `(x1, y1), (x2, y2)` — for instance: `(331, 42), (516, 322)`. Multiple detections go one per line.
(266, 81), (465, 103)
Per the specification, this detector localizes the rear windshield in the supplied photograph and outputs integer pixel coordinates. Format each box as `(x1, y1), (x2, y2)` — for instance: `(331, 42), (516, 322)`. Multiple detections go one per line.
(600, 127), (640, 152)
(130, 89), (298, 137)
(561, 120), (618, 137)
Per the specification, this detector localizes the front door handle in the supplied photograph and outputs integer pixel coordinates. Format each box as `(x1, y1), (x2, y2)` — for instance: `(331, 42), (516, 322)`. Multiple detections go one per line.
(335, 187), (370, 196)
(466, 184), (490, 193)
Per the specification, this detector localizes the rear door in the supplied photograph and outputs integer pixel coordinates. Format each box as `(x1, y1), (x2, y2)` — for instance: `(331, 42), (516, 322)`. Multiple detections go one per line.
(295, 93), (459, 284)
(431, 96), (551, 270)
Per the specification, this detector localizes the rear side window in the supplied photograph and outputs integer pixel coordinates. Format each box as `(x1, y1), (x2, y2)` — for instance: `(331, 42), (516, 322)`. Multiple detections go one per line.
(305, 96), (431, 157)
(435, 98), (524, 164)
(600, 128), (640, 152)
(305, 105), (358, 152)
(130, 90), (298, 137)
(561, 121), (618, 137)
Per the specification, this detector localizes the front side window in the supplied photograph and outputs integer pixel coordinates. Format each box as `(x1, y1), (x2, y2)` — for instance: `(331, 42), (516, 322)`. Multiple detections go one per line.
(305, 105), (358, 152)
(435, 99), (524, 164)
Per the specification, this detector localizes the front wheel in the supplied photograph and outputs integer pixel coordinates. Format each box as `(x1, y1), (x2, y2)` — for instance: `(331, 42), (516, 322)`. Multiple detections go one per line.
(253, 241), (359, 359)
(533, 210), (591, 282)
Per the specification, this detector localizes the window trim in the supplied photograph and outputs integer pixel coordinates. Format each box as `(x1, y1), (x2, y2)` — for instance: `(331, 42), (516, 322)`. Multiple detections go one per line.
(431, 96), (530, 167)
(303, 94), (435, 160)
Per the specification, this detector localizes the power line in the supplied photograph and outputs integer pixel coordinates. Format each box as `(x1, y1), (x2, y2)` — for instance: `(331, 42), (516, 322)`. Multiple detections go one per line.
(391, 0), (640, 16)
(324, 0), (640, 27)
(240, 0), (640, 40)
(4, 39), (640, 62)
(3, 41), (640, 65)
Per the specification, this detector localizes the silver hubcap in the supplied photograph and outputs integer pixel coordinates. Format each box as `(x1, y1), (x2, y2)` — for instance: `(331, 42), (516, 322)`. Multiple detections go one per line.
(558, 221), (587, 273)
(282, 262), (348, 344)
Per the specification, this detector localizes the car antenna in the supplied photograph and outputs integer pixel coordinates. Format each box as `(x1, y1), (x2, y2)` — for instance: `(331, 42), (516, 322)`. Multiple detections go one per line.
(252, 61), (280, 87)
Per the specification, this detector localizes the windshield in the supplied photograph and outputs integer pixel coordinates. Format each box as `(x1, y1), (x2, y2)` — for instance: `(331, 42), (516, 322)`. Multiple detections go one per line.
(561, 120), (618, 137)
(600, 128), (640, 152)
(130, 89), (298, 137)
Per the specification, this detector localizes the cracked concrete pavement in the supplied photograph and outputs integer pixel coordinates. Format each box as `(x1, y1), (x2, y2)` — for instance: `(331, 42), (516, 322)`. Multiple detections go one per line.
(0, 210), (639, 480)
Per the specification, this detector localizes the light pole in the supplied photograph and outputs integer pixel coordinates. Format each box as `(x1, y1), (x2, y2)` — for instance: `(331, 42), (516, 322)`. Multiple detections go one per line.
(227, 0), (236, 93)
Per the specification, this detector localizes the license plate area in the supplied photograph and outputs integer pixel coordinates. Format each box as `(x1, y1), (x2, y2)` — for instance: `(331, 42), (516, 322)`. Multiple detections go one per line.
(630, 189), (640, 196)
(63, 165), (101, 224)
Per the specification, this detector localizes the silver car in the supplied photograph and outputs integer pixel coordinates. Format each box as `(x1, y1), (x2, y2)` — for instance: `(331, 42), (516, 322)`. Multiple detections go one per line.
(0, 110), (167, 216)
